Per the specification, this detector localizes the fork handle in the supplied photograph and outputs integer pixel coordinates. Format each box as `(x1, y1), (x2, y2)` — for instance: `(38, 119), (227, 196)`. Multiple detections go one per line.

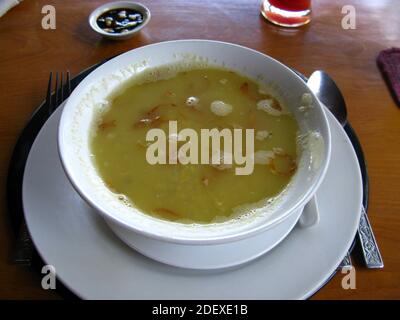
(12, 220), (34, 266)
(358, 206), (384, 268)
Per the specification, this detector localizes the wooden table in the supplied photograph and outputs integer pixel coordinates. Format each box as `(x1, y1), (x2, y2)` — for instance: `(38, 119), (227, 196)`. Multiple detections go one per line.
(0, 0), (399, 300)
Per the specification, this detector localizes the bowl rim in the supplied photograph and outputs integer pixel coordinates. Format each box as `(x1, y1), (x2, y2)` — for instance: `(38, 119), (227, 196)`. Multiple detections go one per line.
(88, 1), (151, 38)
(58, 39), (331, 245)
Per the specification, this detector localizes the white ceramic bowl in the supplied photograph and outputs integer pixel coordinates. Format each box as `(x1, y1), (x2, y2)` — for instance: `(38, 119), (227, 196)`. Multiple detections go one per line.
(58, 40), (331, 246)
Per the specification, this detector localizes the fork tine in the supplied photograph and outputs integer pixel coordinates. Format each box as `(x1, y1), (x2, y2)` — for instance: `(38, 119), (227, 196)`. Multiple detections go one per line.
(54, 72), (59, 110)
(66, 71), (71, 96)
(46, 72), (53, 116)
(49, 72), (58, 115)
(60, 72), (64, 103)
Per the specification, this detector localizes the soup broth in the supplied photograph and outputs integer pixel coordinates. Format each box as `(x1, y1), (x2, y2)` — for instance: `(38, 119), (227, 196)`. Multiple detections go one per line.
(90, 67), (299, 223)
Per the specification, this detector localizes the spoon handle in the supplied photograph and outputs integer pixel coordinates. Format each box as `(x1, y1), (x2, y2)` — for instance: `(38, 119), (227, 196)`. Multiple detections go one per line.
(338, 252), (352, 269)
(298, 196), (320, 228)
(358, 206), (384, 268)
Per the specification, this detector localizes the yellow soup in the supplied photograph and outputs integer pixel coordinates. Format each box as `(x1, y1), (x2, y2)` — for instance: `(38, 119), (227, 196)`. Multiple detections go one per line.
(90, 67), (299, 223)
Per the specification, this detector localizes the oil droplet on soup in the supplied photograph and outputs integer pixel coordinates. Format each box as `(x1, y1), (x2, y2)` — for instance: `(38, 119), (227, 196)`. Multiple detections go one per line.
(90, 67), (299, 223)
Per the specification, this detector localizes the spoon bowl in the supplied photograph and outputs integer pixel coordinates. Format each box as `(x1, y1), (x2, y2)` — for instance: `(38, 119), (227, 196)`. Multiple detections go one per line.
(307, 70), (348, 126)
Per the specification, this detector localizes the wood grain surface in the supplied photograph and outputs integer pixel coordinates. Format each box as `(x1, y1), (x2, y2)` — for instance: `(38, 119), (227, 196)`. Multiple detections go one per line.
(0, 0), (399, 299)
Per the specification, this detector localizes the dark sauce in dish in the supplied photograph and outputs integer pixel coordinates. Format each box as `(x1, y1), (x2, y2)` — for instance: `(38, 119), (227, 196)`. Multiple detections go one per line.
(97, 9), (144, 34)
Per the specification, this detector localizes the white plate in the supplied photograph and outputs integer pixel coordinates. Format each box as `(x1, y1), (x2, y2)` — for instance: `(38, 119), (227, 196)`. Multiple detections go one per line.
(23, 104), (362, 299)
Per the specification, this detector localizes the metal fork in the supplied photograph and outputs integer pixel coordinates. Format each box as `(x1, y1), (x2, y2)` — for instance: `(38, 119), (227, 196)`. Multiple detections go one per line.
(47, 71), (71, 116)
(13, 72), (71, 265)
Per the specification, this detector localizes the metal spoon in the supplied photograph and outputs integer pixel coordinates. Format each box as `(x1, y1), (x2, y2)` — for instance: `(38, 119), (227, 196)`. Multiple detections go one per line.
(308, 70), (384, 269)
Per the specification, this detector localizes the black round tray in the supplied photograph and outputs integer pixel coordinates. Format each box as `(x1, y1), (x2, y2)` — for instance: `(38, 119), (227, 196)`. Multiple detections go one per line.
(6, 59), (369, 299)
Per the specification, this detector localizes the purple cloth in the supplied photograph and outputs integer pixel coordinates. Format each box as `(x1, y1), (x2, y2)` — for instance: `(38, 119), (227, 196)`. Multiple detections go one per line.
(377, 48), (400, 107)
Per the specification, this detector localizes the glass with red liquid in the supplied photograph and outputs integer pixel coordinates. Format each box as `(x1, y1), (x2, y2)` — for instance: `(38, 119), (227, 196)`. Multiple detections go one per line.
(261, 0), (311, 27)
